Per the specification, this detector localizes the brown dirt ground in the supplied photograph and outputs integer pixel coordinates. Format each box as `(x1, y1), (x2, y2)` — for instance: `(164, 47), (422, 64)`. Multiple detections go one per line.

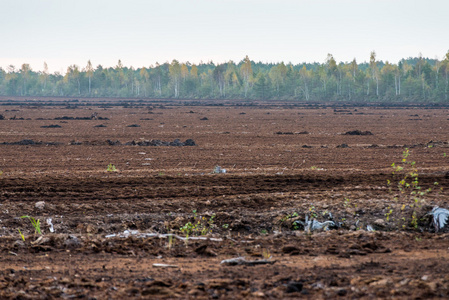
(1, 98), (449, 299)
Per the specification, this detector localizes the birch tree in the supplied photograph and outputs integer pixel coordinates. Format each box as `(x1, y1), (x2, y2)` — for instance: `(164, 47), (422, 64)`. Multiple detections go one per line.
(169, 60), (181, 98)
(240, 55), (252, 98)
(85, 60), (94, 95)
(20, 64), (31, 95)
(370, 51), (379, 97)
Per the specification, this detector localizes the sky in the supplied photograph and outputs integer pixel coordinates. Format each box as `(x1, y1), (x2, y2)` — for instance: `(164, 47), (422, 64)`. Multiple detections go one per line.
(1, 0), (448, 73)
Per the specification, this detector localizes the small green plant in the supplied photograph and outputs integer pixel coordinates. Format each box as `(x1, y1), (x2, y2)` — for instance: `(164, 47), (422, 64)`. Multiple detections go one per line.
(260, 229), (268, 234)
(106, 163), (117, 172)
(180, 210), (216, 238)
(385, 206), (393, 221)
(0, 170), (3, 176)
(222, 224), (229, 229)
(310, 166), (317, 170)
(388, 148), (436, 229)
(17, 229), (25, 241)
(308, 205), (318, 219)
(20, 215), (42, 235)
(280, 212), (300, 230)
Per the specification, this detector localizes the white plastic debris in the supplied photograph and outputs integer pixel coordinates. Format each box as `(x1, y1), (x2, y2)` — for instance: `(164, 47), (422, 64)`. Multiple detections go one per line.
(366, 225), (375, 232)
(153, 263), (179, 268)
(305, 219), (336, 232)
(428, 206), (449, 232)
(213, 166), (226, 174)
(46, 218), (54, 233)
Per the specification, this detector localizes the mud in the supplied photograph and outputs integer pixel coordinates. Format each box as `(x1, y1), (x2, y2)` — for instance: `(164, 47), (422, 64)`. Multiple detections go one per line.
(1, 99), (449, 298)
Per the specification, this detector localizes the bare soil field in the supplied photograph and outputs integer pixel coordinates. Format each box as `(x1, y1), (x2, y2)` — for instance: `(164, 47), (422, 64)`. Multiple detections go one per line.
(1, 97), (449, 299)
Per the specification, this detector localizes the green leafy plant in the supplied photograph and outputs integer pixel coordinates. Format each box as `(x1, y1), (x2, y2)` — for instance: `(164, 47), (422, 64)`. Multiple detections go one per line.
(21, 215), (42, 235)
(308, 205), (318, 219)
(388, 149), (436, 229)
(180, 210), (216, 238)
(280, 212), (300, 230)
(106, 163), (117, 172)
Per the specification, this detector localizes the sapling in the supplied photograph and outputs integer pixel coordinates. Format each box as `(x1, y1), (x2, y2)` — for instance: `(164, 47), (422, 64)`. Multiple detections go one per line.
(388, 149), (437, 229)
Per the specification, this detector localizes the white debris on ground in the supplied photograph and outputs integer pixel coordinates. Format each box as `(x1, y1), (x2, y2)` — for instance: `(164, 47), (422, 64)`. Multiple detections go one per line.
(428, 206), (449, 232)
(105, 230), (223, 242)
(213, 166), (226, 174)
(46, 218), (54, 233)
(294, 215), (337, 232)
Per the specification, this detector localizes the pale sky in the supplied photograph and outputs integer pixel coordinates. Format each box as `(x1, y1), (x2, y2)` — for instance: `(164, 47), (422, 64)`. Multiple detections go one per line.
(1, 0), (448, 73)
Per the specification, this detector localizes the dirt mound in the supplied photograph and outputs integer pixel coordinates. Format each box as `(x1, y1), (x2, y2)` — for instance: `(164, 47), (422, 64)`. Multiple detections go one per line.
(41, 124), (62, 128)
(344, 130), (373, 135)
(0, 139), (61, 145)
(125, 138), (196, 146)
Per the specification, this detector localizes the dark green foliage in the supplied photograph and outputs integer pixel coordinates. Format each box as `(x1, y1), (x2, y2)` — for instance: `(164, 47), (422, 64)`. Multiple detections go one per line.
(1, 53), (448, 102)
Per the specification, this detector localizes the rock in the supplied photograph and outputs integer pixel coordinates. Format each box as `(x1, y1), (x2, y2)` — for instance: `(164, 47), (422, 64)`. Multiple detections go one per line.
(373, 219), (386, 228)
(369, 278), (391, 287)
(252, 291), (265, 298)
(35, 201), (45, 210)
(184, 139), (196, 146)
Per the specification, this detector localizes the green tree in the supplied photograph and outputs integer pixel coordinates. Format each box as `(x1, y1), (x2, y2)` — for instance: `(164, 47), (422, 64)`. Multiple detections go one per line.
(213, 64), (226, 97)
(240, 55), (252, 98)
(20, 63), (31, 95)
(253, 72), (268, 99)
(64, 65), (81, 95)
(139, 67), (149, 97)
(269, 62), (287, 97)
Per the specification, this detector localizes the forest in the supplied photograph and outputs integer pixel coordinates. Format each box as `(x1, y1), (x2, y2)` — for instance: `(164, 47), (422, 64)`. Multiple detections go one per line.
(1, 51), (448, 102)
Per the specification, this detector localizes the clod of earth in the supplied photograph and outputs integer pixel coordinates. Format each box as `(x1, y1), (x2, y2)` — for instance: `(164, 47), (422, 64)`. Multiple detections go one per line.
(40, 124), (62, 128)
(344, 130), (373, 135)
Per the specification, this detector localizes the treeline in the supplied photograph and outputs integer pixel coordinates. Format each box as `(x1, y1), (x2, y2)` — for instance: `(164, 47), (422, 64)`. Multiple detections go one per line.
(1, 51), (449, 102)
